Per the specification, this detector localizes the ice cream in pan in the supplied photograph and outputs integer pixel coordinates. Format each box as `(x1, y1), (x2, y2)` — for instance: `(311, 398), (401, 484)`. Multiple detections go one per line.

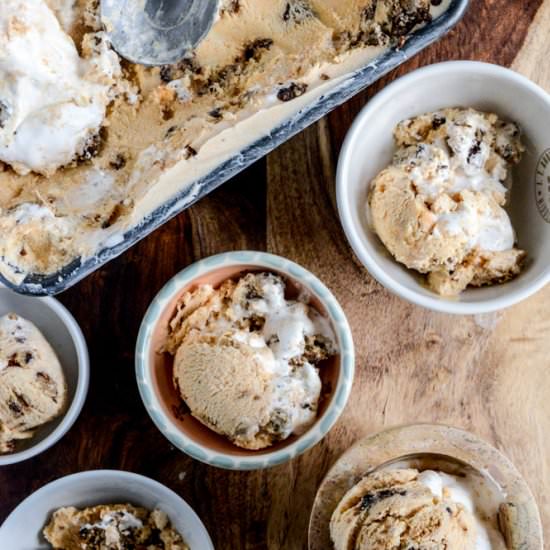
(368, 107), (526, 296)
(163, 272), (338, 450)
(0, 0), (451, 285)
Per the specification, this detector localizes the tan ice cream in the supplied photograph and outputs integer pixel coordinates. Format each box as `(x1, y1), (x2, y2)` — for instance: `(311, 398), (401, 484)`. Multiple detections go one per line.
(330, 468), (505, 550)
(165, 272), (337, 450)
(369, 107), (526, 296)
(43, 504), (188, 550)
(0, 313), (67, 453)
(0, 0), (450, 285)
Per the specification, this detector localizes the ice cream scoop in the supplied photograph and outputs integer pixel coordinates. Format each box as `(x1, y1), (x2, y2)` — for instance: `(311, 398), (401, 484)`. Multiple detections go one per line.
(174, 335), (279, 450)
(101, 0), (220, 65)
(330, 468), (500, 550)
(0, 313), (67, 453)
(166, 272), (337, 450)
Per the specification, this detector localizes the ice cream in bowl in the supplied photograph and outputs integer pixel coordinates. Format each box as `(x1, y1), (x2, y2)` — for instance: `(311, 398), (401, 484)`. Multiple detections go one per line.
(308, 424), (543, 550)
(136, 251), (354, 470)
(0, 287), (89, 466)
(337, 61), (550, 314)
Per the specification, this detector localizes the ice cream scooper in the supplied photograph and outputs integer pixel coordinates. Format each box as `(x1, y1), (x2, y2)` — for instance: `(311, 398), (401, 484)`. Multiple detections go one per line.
(101, 0), (219, 66)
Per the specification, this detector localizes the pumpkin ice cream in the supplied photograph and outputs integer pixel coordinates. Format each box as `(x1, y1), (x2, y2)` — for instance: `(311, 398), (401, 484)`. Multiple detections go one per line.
(369, 108), (526, 296)
(0, 313), (67, 453)
(165, 272), (337, 450)
(43, 504), (188, 550)
(330, 468), (505, 549)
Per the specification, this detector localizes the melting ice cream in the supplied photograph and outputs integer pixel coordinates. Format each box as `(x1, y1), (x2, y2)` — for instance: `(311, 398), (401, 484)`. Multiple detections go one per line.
(164, 272), (337, 450)
(0, 0), (119, 176)
(43, 504), (189, 549)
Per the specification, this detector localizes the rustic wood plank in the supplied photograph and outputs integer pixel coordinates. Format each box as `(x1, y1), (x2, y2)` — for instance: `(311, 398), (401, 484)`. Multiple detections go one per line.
(1, 2), (550, 549)
(512, 0), (550, 86)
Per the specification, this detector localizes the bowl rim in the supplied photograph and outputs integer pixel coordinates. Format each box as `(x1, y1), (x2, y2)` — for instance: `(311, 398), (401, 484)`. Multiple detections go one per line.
(336, 60), (550, 315)
(135, 250), (355, 470)
(0, 295), (90, 466)
(308, 423), (544, 550)
(0, 469), (214, 550)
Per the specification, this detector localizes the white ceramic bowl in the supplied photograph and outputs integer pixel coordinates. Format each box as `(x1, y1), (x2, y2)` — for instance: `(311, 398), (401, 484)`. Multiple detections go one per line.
(0, 470), (214, 550)
(0, 288), (89, 465)
(136, 251), (355, 470)
(337, 61), (550, 314)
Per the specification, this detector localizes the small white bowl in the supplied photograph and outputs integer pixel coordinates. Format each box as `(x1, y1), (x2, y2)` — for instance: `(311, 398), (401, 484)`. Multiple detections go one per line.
(0, 288), (89, 465)
(337, 61), (550, 314)
(136, 251), (355, 470)
(0, 470), (214, 549)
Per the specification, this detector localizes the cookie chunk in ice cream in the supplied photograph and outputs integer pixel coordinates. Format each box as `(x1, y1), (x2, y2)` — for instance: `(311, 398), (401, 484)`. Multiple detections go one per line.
(164, 272), (338, 450)
(368, 108), (526, 296)
(330, 468), (505, 549)
(0, 313), (67, 453)
(43, 504), (189, 550)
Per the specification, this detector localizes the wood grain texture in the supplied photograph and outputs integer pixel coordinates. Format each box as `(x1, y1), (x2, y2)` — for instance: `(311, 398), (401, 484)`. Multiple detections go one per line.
(1, 2), (550, 549)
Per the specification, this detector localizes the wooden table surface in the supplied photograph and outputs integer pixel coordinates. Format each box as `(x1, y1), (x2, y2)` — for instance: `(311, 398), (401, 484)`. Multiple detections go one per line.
(2, 1), (550, 548)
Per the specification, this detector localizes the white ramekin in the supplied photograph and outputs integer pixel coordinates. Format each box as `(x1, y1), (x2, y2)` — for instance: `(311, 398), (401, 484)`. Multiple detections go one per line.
(0, 470), (214, 549)
(337, 61), (550, 314)
(0, 288), (89, 466)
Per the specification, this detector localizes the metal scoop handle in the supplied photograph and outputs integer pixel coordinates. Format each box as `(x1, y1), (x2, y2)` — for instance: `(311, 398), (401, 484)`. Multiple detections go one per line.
(101, 0), (219, 66)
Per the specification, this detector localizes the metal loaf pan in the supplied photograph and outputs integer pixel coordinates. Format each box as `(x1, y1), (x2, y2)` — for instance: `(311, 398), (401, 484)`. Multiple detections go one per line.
(5, 0), (469, 296)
